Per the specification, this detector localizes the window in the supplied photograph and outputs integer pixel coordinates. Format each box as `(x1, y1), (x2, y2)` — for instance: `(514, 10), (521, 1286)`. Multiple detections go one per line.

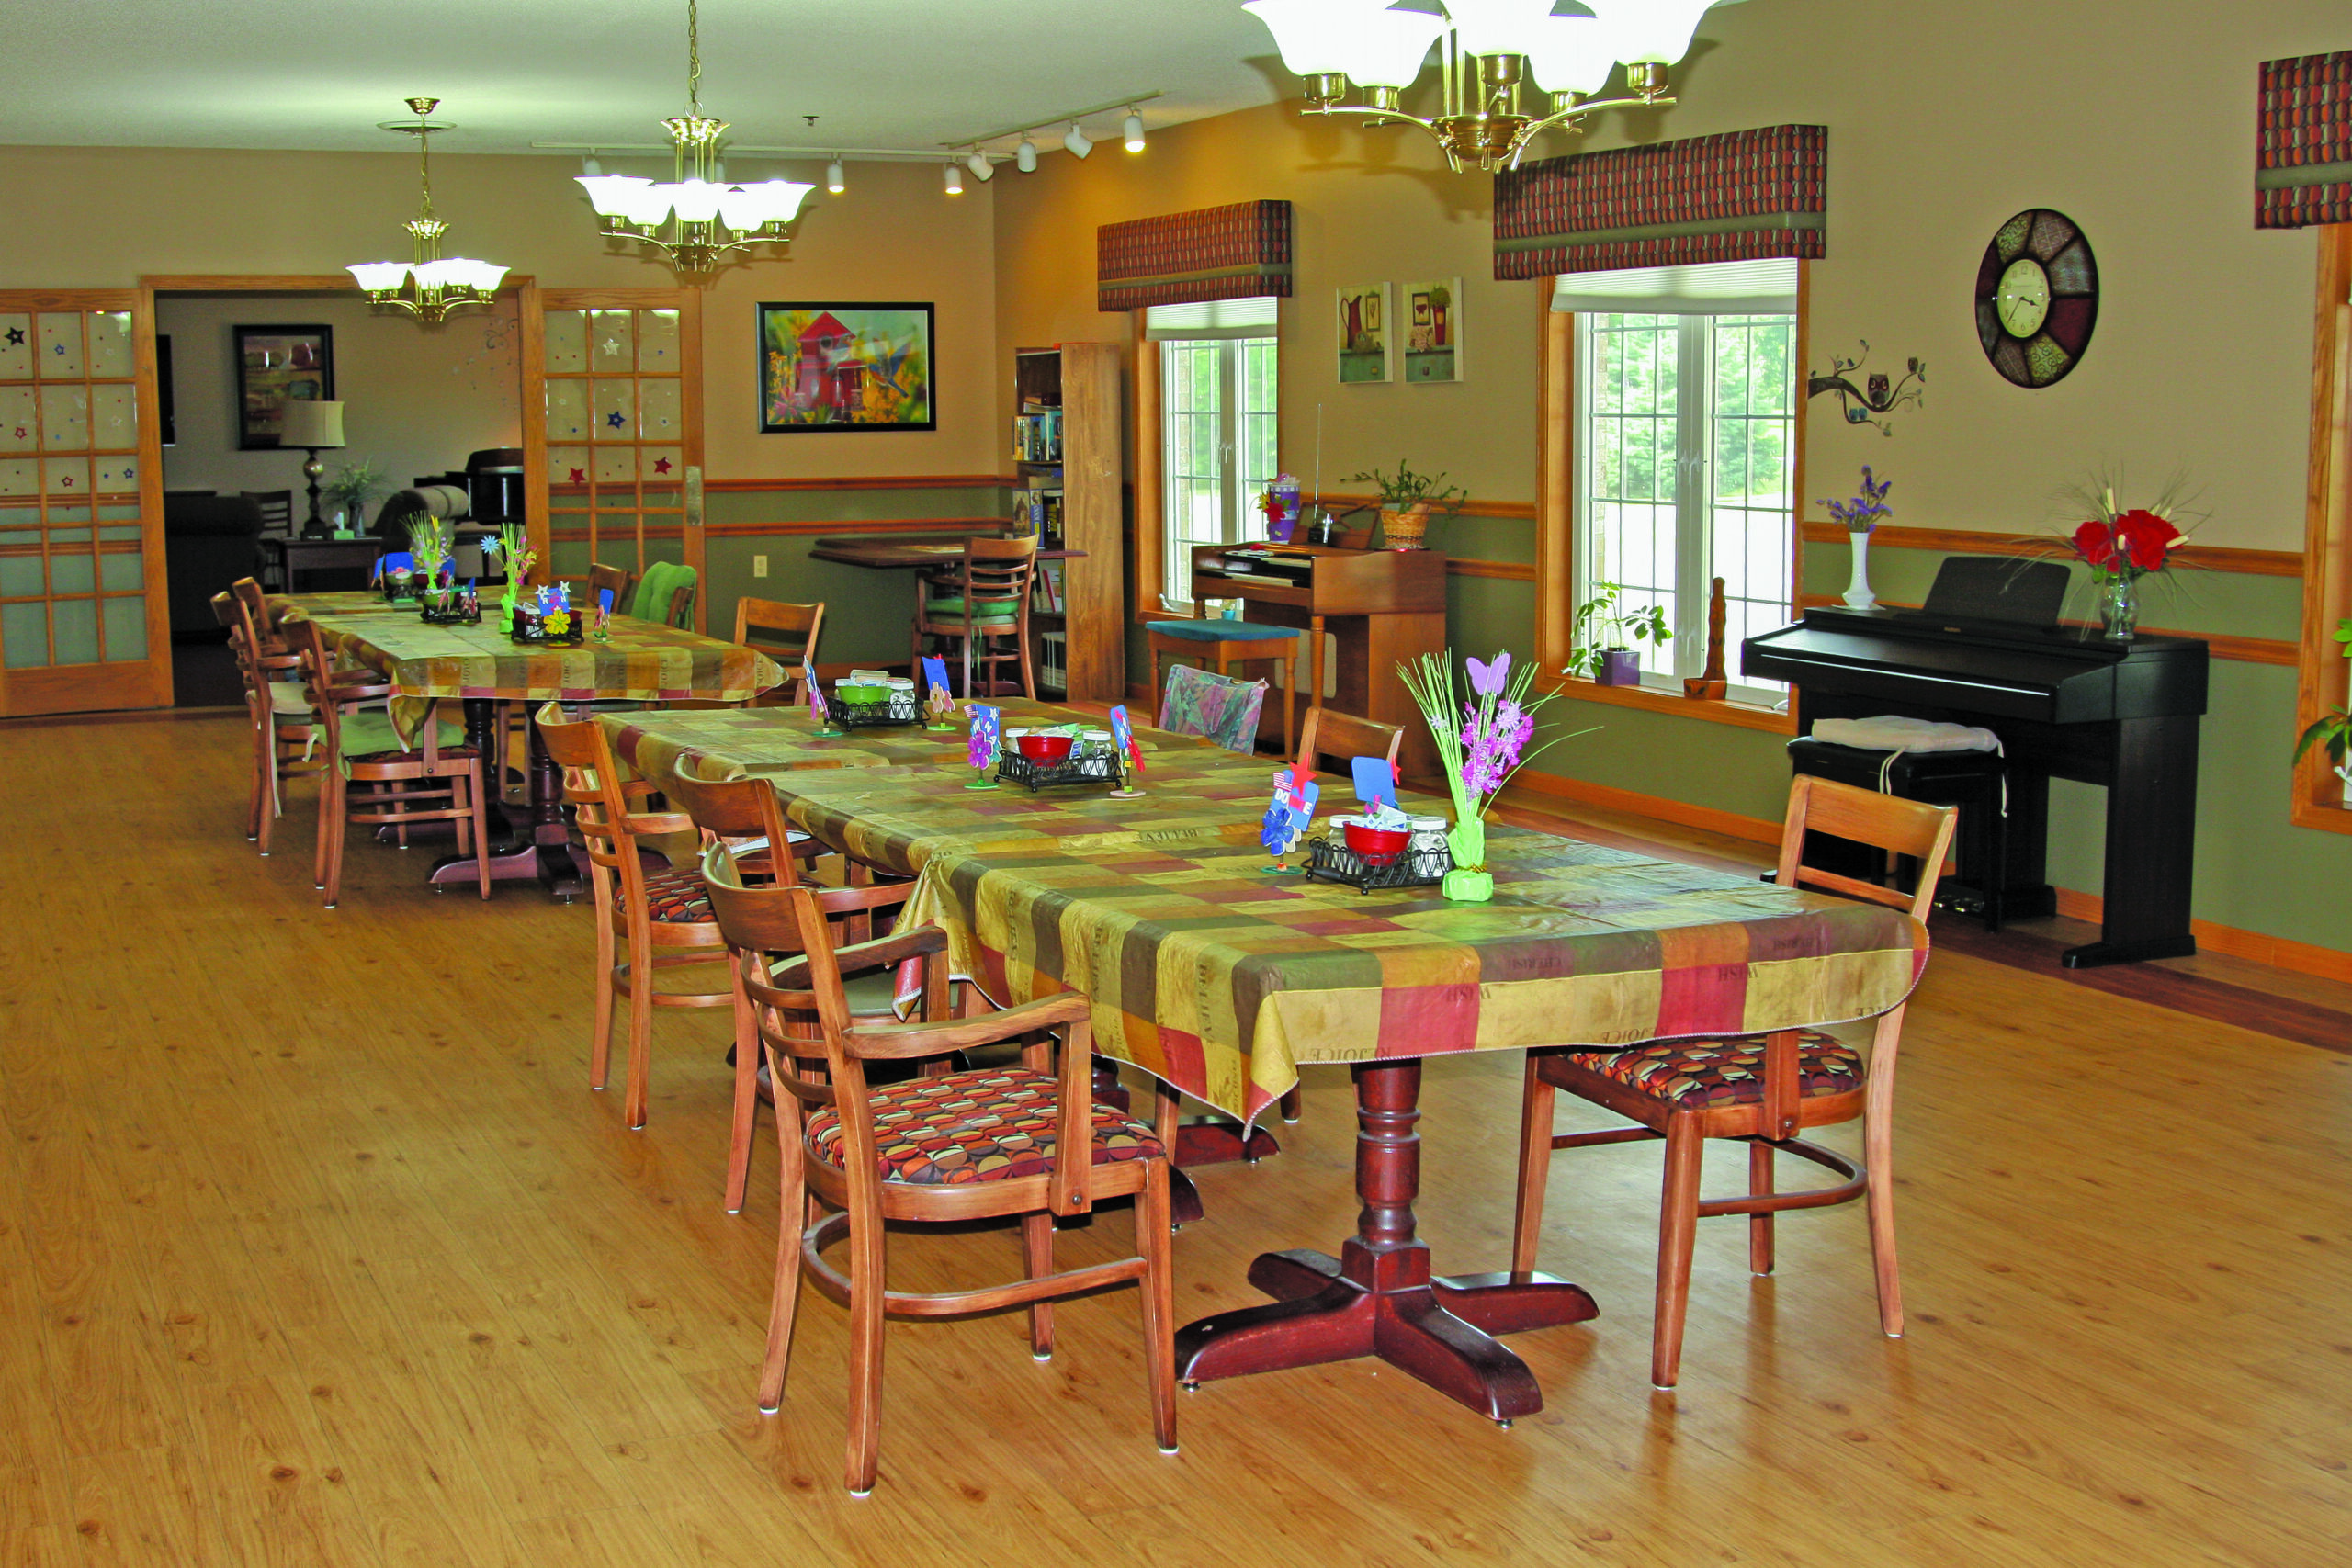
(1564, 263), (1798, 701)
(1149, 298), (1277, 606)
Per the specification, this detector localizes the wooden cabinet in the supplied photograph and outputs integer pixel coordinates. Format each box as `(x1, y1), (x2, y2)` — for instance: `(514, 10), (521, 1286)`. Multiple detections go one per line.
(1012, 343), (1124, 704)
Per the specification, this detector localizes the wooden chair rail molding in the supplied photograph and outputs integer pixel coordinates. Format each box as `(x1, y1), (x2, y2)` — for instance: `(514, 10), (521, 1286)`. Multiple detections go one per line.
(1793, 594), (2297, 667)
(702, 474), (1010, 494)
(548, 517), (1010, 543)
(1799, 522), (2303, 578)
(1306, 491), (1541, 524)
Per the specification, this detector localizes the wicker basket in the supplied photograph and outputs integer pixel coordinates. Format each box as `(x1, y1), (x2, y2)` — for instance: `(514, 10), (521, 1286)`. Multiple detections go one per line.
(1378, 504), (1430, 550)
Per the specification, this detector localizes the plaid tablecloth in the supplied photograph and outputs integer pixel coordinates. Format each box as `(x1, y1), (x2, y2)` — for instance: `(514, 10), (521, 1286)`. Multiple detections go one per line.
(597, 705), (1928, 1121)
(273, 594), (783, 702)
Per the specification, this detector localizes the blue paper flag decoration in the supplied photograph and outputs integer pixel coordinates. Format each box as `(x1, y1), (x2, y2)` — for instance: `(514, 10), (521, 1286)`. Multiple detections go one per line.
(1261, 767), (1319, 858)
(922, 655), (952, 694)
(1110, 705), (1144, 774)
(968, 705), (1001, 770)
(1351, 756), (1399, 812)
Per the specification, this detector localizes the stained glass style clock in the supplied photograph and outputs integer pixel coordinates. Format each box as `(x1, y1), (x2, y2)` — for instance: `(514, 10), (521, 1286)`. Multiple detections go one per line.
(1974, 209), (2098, 388)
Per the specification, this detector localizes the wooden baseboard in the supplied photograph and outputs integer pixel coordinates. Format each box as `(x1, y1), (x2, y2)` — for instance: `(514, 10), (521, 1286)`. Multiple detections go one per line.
(2051, 887), (2352, 983)
(1500, 767), (1783, 845)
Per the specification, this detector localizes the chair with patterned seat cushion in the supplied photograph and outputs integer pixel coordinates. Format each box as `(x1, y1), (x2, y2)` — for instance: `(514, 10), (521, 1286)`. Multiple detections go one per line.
(700, 841), (1177, 1495)
(1154, 662), (1269, 756)
(289, 618), (491, 908)
(1510, 773), (1957, 1389)
(1146, 618), (1302, 757)
(536, 705), (735, 1132)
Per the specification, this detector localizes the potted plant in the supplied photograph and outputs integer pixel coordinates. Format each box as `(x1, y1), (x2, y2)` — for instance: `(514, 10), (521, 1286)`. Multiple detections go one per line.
(1349, 460), (1464, 550)
(2294, 616), (2352, 794)
(320, 459), (386, 537)
(1563, 582), (1672, 686)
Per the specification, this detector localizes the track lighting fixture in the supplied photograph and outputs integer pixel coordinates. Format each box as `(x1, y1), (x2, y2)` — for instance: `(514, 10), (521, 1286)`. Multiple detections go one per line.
(1064, 121), (1094, 159)
(825, 159), (845, 193)
(966, 150), (995, 181)
(943, 161), (963, 194)
(1016, 137), (1038, 173)
(1124, 111), (1146, 152)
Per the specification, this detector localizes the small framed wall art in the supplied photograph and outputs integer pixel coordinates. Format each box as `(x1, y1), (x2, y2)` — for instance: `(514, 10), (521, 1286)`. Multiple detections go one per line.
(1403, 277), (1462, 383)
(758, 302), (936, 431)
(233, 324), (334, 449)
(1337, 282), (1393, 384)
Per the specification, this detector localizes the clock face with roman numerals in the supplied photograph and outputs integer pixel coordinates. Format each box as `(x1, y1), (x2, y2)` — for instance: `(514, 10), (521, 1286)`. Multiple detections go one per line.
(1975, 209), (2098, 389)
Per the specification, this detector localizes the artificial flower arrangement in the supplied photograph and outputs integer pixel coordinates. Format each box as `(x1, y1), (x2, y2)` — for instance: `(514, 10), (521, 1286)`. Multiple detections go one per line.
(2058, 476), (2196, 639)
(1396, 649), (1577, 902)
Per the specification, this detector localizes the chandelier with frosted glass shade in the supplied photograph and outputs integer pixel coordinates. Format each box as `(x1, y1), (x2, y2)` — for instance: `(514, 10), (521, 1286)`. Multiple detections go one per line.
(1240, 0), (1733, 172)
(573, 0), (815, 275)
(347, 99), (509, 323)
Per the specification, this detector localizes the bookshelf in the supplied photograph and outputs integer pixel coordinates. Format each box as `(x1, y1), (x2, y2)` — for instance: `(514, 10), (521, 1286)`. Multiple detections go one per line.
(1012, 343), (1123, 703)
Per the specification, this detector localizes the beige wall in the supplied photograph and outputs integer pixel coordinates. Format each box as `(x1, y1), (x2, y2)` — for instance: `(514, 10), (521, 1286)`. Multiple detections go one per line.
(0, 143), (1000, 484)
(994, 0), (2350, 550)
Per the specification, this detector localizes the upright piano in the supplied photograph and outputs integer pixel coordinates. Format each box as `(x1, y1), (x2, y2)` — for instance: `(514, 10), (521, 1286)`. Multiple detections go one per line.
(1743, 569), (2208, 968)
(1189, 543), (1449, 777)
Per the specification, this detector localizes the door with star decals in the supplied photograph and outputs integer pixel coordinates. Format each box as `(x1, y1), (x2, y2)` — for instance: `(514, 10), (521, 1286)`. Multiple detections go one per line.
(537, 288), (705, 629)
(0, 292), (170, 715)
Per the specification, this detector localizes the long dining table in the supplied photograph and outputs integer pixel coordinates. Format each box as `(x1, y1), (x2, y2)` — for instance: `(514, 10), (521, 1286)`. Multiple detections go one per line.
(270, 591), (785, 896)
(598, 700), (1928, 1421)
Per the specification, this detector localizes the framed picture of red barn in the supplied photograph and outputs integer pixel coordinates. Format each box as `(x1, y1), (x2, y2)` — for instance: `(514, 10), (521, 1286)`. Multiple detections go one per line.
(757, 302), (935, 432)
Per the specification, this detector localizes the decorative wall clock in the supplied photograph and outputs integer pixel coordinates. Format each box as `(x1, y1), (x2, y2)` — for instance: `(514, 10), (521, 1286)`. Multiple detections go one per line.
(1974, 209), (2098, 388)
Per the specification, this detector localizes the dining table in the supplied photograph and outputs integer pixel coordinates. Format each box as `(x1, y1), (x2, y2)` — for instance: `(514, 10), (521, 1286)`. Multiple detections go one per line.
(598, 699), (1929, 1422)
(269, 590), (786, 897)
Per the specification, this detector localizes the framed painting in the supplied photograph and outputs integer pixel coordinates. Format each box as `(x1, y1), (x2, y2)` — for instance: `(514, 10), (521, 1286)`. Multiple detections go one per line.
(758, 302), (935, 432)
(233, 324), (334, 449)
(1404, 277), (1462, 383)
(1337, 283), (1392, 384)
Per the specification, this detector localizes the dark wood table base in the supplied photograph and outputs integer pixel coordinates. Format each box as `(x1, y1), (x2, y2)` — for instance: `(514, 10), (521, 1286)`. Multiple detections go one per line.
(426, 698), (585, 898)
(1173, 1060), (1598, 1424)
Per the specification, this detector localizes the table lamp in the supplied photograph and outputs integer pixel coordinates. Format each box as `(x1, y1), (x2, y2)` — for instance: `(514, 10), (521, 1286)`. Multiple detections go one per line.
(279, 399), (345, 537)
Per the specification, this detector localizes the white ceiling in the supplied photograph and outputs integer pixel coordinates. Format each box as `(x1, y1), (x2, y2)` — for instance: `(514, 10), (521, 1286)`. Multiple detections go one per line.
(4, 0), (1294, 158)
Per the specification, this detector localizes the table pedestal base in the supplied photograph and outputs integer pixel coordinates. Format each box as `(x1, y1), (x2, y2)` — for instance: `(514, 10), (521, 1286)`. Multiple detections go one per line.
(424, 698), (583, 898)
(1173, 1059), (1597, 1422)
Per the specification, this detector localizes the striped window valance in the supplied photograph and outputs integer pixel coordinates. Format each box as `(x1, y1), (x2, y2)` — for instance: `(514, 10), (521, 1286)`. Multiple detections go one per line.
(1493, 125), (1826, 280)
(2257, 51), (2352, 230)
(1098, 199), (1293, 312)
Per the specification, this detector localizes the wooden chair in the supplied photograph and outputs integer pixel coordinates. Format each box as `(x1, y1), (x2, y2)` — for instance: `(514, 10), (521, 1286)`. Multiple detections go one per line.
(699, 841), (1177, 1495)
(243, 491), (296, 588)
(659, 761), (910, 1213)
(588, 560), (638, 615)
(1295, 706), (1403, 782)
(733, 597), (825, 706)
(911, 536), (1036, 699)
(216, 584), (322, 856)
(289, 619), (492, 908)
(1146, 619), (1304, 757)
(1509, 774), (1957, 1388)
(629, 560), (698, 628)
(1154, 663), (1268, 755)
(536, 705), (735, 1132)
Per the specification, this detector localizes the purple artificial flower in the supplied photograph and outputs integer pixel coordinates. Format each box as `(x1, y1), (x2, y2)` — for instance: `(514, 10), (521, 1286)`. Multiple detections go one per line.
(1465, 650), (1511, 698)
(1821, 465), (1894, 534)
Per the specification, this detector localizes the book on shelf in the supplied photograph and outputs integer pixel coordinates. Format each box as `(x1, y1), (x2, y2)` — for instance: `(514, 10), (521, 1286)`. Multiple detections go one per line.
(1011, 403), (1064, 464)
(1031, 560), (1064, 614)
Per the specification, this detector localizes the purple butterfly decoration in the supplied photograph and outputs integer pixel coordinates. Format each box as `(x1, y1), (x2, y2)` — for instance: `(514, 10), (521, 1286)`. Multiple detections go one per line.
(1465, 650), (1511, 698)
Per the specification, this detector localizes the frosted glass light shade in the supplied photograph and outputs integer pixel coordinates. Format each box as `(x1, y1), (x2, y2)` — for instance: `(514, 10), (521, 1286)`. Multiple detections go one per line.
(1442, 0), (1561, 58)
(716, 181), (810, 230)
(1521, 13), (1621, 94)
(1611, 0), (1719, 64)
(1343, 8), (1447, 88)
(347, 261), (410, 293)
(411, 259), (460, 291)
(1241, 0), (1389, 78)
(612, 184), (678, 226)
(576, 174), (652, 218)
(666, 180), (723, 222)
(279, 400), (345, 449)
(447, 259), (509, 291)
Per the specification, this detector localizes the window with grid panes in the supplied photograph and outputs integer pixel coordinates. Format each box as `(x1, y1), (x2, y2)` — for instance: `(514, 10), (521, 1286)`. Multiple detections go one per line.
(1566, 264), (1797, 702)
(1148, 298), (1277, 607)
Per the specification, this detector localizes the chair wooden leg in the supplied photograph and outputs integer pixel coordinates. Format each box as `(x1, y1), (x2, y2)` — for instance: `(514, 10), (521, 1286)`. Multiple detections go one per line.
(1136, 1159), (1179, 1454)
(1510, 1057), (1557, 1275)
(245, 711), (267, 843)
(1151, 649), (1167, 728)
(1864, 1084), (1905, 1338)
(842, 1198), (888, 1495)
(757, 1068), (808, 1414)
(622, 926), (655, 1130)
(1652, 1116), (1704, 1390)
(1021, 1212), (1056, 1360)
(1153, 1080), (1182, 1154)
(1748, 1140), (1777, 1277)
(322, 774), (350, 908)
(312, 767), (336, 892)
(724, 981), (760, 1213)
(589, 908), (616, 1092)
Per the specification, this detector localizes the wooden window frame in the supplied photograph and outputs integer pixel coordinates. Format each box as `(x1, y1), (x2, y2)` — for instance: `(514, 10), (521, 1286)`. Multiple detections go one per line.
(2293, 223), (2352, 835)
(1532, 267), (1808, 733)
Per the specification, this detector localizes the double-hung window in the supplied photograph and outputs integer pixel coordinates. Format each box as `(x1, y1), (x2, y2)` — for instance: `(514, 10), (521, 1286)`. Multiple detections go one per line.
(1564, 261), (1799, 700)
(1149, 297), (1278, 607)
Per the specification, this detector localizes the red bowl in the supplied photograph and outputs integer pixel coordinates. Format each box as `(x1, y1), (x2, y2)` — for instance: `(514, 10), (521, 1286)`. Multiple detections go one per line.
(1343, 821), (1412, 865)
(1016, 733), (1074, 762)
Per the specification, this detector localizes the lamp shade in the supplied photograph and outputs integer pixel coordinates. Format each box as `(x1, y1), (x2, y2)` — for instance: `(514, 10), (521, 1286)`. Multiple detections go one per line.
(1344, 7), (1448, 88)
(576, 174), (652, 218)
(1241, 0), (1389, 78)
(666, 179), (723, 222)
(1442, 0), (1561, 58)
(279, 399), (345, 449)
(1522, 13), (1622, 95)
(346, 261), (410, 293)
(1609, 0), (1720, 64)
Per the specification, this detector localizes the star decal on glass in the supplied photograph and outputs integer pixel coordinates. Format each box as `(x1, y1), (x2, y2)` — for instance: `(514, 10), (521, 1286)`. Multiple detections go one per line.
(567, 467), (587, 484)
(3, 328), (23, 346)
(51, 342), (67, 355)
(605, 410), (627, 429)
(601, 338), (621, 357)
(652, 457), (673, 474)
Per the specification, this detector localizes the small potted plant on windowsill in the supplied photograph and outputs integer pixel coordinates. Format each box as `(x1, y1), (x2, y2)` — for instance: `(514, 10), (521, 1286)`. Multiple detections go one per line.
(1564, 582), (1672, 687)
(2293, 617), (2352, 795)
(1349, 460), (1464, 550)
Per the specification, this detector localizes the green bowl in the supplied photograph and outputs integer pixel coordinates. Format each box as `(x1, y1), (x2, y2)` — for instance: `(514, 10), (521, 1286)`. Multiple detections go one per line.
(838, 683), (890, 706)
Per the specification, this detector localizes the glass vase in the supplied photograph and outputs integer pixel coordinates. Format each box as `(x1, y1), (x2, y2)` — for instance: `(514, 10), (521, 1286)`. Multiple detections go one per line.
(2098, 574), (2140, 640)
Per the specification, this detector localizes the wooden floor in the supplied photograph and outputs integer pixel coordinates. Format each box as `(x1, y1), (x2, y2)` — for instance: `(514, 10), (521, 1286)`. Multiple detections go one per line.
(5, 712), (2348, 1566)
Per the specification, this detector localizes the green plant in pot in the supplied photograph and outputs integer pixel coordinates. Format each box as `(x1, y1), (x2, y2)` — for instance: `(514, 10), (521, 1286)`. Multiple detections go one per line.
(1563, 582), (1672, 686)
(320, 459), (386, 537)
(2294, 616), (2352, 794)
(1350, 460), (1464, 550)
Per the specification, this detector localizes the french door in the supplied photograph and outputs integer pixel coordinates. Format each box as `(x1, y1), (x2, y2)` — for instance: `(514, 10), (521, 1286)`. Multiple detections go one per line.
(0, 292), (169, 714)
(532, 288), (704, 628)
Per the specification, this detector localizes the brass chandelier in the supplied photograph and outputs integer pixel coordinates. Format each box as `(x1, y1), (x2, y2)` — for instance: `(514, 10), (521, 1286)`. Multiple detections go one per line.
(347, 98), (509, 322)
(1240, 0), (1729, 173)
(574, 0), (813, 274)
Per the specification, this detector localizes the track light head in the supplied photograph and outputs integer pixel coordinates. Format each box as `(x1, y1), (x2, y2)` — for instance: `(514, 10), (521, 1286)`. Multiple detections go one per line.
(967, 151), (994, 182)
(1015, 137), (1038, 173)
(942, 161), (963, 195)
(1063, 121), (1093, 159)
(1123, 112), (1146, 152)
(825, 160), (845, 194)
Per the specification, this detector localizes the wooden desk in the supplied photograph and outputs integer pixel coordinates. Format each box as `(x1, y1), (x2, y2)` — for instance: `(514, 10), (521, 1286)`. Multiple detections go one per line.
(1188, 544), (1448, 777)
(257, 536), (379, 592)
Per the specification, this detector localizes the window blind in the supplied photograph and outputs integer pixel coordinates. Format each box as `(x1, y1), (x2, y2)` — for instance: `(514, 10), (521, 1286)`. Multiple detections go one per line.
(1551, 258), (1798, 316)
(1145, 296), (1280, 340)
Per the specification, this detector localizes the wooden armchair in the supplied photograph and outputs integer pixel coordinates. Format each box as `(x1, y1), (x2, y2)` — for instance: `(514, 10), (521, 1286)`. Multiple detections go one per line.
(700, 842), (1177, 1495)
(733, 597), (825, 706)
(911, 536), (1035, 699)
(1510, 774), (1956, 1388)
(536, 705), (736, 1132)
(1295, 705), (1403, 781)
(289, 619), (491, 908)
(587, 560), (637, 616)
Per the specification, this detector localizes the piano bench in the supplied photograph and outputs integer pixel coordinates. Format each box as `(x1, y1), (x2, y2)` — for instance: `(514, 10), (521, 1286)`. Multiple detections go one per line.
(1786, 737), (2027, 931)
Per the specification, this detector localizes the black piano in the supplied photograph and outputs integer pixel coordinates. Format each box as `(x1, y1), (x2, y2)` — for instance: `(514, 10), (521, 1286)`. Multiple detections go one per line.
(1743, 558), (2208, 968)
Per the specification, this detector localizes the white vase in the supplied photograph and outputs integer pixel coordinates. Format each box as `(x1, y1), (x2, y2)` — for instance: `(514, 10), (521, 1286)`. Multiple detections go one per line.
(1842, 531), (1877, 610)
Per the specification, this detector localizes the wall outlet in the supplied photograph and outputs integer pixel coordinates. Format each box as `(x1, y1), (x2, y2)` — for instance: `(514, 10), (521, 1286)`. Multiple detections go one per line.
(752, 555), (768, 578)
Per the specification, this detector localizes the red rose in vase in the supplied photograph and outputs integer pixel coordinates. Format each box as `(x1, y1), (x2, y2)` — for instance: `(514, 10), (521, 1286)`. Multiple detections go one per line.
(2071, 519), (2118, 570)
(2113, 508), (2181, 572)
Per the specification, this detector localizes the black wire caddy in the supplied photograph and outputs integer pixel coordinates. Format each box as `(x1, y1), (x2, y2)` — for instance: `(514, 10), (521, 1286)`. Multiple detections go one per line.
(830, 685), (923, 728)
(506, 608), (583, 647)
(995, 749), (1122, 792)
(1301, 829), (1453, 894)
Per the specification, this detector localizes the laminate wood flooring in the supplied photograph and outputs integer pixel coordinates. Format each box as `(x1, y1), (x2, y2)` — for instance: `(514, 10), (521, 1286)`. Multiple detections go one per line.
(1, 715), (2346, 1566)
